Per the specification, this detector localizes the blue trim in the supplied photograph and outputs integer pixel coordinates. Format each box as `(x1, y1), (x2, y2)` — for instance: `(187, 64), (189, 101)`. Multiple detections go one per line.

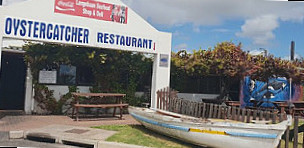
(131, 112), (278, 139)
(130, 113), (189, 132)
(225, 131), (277, 139)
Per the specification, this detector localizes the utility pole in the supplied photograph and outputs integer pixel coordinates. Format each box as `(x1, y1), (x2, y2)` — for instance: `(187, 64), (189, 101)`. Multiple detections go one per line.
(289, 41), (295, 102)
(291, 41), (295, 61)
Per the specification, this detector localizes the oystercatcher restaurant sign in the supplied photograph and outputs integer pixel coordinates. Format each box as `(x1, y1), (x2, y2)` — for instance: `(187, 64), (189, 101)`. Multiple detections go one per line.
(54, 0), (128, 24)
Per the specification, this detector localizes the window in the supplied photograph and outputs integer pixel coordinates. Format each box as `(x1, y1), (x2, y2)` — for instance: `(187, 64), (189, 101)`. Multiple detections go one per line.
(39, 64), (94, 86)
(58, 65), (76, 85)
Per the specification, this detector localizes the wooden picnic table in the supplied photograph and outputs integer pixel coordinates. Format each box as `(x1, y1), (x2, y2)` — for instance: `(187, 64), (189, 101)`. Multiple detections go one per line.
(71, 92), (128, 121)
(224, 101), (240, 107)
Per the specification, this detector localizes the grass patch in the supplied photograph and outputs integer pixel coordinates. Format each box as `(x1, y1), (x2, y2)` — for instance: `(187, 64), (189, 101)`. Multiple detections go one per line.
(92, 124), (203, 148)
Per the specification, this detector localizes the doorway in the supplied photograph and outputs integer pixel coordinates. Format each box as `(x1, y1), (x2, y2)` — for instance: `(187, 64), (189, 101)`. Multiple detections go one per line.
(0, 51), (26, 110)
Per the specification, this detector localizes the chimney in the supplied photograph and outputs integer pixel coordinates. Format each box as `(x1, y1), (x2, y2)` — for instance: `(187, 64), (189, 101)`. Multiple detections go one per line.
(291, 41), (295, 61)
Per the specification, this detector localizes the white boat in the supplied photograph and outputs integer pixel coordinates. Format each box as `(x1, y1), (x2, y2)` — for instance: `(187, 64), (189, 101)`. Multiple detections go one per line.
(129, 106), (291, 148)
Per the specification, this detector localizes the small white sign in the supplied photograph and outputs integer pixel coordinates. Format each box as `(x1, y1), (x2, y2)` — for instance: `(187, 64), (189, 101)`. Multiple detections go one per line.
(159, 54), (169, 67)
(39, 70), (57, 84)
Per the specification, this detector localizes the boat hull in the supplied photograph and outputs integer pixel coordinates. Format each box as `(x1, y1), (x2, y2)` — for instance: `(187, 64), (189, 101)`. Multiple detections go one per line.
(129, 107), (289, 148)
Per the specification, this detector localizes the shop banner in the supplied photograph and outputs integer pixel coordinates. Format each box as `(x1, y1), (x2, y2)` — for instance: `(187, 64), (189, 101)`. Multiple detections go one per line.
(54, 0), (128, 24)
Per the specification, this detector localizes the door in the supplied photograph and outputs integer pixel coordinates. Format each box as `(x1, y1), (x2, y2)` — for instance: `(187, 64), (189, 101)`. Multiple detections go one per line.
(0, 51), (26, 110)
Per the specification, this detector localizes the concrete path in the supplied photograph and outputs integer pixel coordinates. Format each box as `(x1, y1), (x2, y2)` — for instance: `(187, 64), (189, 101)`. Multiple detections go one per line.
(0, 115), (150, 148)
(0, 114), (139, 132)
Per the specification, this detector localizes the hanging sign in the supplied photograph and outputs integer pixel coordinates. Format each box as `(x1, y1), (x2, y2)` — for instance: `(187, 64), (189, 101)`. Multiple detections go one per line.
(39, 70), (57, 84)
(54, 0), (128, 24)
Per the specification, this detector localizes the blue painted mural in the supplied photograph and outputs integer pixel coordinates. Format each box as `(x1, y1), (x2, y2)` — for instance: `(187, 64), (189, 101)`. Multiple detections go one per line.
(241, 76), (302, 107)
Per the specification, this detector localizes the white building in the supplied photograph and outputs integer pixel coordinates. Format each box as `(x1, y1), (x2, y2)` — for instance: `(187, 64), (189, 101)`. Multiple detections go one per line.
(0, 0), (171, 114)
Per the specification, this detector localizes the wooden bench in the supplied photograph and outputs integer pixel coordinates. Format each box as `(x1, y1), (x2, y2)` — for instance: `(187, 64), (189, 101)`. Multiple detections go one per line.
(71, 93), (128, 121)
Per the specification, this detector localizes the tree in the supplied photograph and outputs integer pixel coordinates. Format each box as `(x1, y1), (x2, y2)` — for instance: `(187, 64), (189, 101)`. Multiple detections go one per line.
(171, 41), (304, 100)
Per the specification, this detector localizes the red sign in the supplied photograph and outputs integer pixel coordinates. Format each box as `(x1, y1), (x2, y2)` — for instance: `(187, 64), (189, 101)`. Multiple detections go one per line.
(54, 0), (128, 24)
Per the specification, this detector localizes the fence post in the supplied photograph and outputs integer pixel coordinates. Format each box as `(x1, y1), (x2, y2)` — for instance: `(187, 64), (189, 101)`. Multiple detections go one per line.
(160, 88), (163, 110)
(259, 111), (264, 121)
(209, 104), (213, 118)
(236, 108), (241, 121)
(157, 91), (160, 109)
(227, 106), (231, 120)
(231, 107), (236, 120)
(198, 103), (202, 117)
(246, 109), (251, 123)
(293, 116), (299, 148)
(241, 108), (246, 122)
(253, 110), (257, 120)
(217, 105), (222, 119)
(265, 111), (270, 121)
(212, 104), (218, 118)
(165, 87), (169, 110)
(202, 103), (206, 118)
(272, 112), (277, 124)
(285, 126), (290, 148)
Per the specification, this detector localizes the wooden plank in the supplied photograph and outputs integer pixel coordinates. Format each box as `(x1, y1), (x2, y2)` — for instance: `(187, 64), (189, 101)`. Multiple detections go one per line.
(166, 87), (170, 111)
(285, 126), (290, 148)
(246, 109), (251, 123)
(159, 90), (163, 110)
(213, 104), (218, 118)
(236, 108), (241, 121)
(253, 110), (257, 120)
(265, 111), (270, 121)
(179, 99), (182, 114)
(191, 101), (193, 116)
(157, 91), (160, 109)
(217, 105), (222, 119)
(164, 88), (167, 110)
(231, 107), (236, 120)
(241, 108), (246, 122)
(187, 101), (191, 116)
(169, 97), (173, 112)
(164, 88), (166, 110)
(198, 103), (202, 117)
(182, 100), (186, 115)
(187, 101), (190, 115)
(293, 117), (299, 148)
(195, 102), (199, 117)
(209, 104), (213, 118)
(227, 106), (231, 120)
(74, 104), (129, 107)
(259, 111), (264, 121)
(187, 101), (191, 115)
(202, 103), (206, 118)
(272, 112), (277, 124)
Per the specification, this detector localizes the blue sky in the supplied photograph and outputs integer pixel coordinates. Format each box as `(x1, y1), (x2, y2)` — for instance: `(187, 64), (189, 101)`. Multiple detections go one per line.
(122, 0), (304, 59)
(3, 0), (304, 59)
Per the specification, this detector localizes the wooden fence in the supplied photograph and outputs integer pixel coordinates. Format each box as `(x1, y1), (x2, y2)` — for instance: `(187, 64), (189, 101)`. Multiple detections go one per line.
(156, 87), (304, 148)
(157, 87), (286, 123)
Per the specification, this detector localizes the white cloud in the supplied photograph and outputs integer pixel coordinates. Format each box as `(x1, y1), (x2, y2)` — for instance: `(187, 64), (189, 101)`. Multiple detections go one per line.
(249, 49), (266, 56)
(283, 53), (302, 60)
(122, 0), (304, 25)
(174, 43), (188, 50)
(122, 0), (304, 46)
(236, 15), (279, 46)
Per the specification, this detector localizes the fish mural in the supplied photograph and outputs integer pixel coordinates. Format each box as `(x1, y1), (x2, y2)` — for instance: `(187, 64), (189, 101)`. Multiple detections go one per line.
(241, 76), (303, 107)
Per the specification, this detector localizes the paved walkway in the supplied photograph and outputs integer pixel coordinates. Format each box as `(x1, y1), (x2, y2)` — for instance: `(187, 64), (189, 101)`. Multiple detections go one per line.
(0, 114), (145, 148)
(0, 114), (139, 132)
